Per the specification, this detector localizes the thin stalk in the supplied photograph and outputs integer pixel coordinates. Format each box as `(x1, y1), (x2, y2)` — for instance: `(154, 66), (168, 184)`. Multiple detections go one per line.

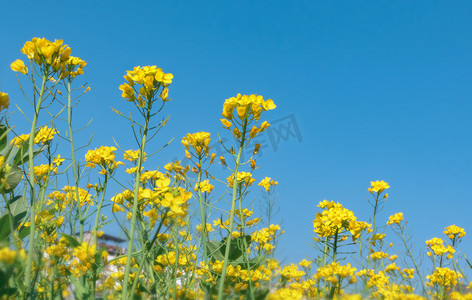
(399, 224), (427, 296)
(217, 119), (247, 300)
(92, 173), (108, 245)
(122, 102), (152, 299)
(67, 81), (85, 242)
(196, 158), (208, 261)
(25, 72), (48, 295)
(238, 196), (254, 300)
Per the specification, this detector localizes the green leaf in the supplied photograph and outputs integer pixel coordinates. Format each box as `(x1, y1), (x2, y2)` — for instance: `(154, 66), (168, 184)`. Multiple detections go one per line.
(207, 241), (225, 261)
(14, 143), (47, 165)
(59, 233), (81, 248)
(220, 235), (252, 261)
(69, 275), (90, 298)
(18, 226), (30, 240)
(3, 166), (23, 192)
(0, 125), (8, 151)
(0, 215), (12, 243)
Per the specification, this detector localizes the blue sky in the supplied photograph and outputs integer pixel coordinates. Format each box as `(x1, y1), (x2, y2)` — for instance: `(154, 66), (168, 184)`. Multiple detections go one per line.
(1, 1), (472, 264)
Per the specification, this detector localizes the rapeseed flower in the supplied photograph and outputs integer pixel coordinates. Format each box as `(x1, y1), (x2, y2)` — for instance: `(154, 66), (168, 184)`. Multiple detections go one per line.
(222, 93), (275, 120)
(10, 59), (28, 74)
(0, 92), (9, 111)
(369, 180), (390, 194)
(258, 177), (278, 191)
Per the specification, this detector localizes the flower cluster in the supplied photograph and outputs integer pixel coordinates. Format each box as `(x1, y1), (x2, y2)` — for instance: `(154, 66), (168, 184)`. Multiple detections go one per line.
(227, 171), (256, 187)
(314, 262), (357, 286)
(123, 149), (147, 162)
(258, 177), (278, 191)
(313, 200), (371, 242)
(85, 146), (124, 174)
(425, 238), (455, 259)
(119, 65), (172, 107)
(443, 225), (466, 242)
(386, 212), (404, 225)
(10, 125), (59, 147)
(368, 180), (390, 194)
(426, 267), (462, 291)
(222, 93), (276, 121)
(12, 38), (85, 78)
(251, 225), (282, 252)
(181, 132), (211, 157)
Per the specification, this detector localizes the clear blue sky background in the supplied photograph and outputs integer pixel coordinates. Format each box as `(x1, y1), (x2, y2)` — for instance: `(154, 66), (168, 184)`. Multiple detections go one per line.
(1, 1), (472, 264)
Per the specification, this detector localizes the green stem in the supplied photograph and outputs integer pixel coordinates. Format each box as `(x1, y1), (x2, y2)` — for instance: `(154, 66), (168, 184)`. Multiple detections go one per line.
(196, 158), (208, 261)
(217, 119), (247, 300)
(67, 81), (85, 242)
(92, 174), (108, 245)
(122, 102), (152, 300)
(238, 195), (254, 300)
(25, 72), (48, 296)
(399, 224), (427, 297)
(196, 158), (210, 297)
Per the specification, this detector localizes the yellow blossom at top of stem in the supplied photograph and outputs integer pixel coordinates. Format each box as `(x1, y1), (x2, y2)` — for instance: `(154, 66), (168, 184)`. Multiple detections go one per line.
(443, 224), (466, 241)
(425, 237), (455, 258)
(258, 177), (278, 192)
(368, 180), (390, 194)
(123, 149), (147, 162)
(20, 38), (72, 71)
(10, 59), (28, 74)
(298, 259), (312, 269)
(426, 267), (462, 290)
(222, 93), (276, 121)
(11, 126), (59, 148)
(386, 212), (403, 225)
(85, 146), (124, 173)
(227, 171), (256, 187)
(60, 56), (86, 79)
(314, 261), (356, 283)
(195, 180), (214, 193)
(34, 125), (59, 144)
(119, 65), (173, 106)
(313, 200), (371, 243)
(0, 92), (10, 111)
(370, 251), (389, 260)
(181, 132), (211, 157)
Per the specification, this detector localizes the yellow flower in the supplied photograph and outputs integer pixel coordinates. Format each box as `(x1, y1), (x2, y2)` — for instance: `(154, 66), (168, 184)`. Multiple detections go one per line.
(220, 118), (232, 129)
(154, 68), (173, 84)
(258, 177), (278, 191)
(85, 146), (123, 173)
(53, 154), (65, 166)
(426, 267), (462, 290)
(10, 59), (28, 74)
(368, 180), (390, 193)
(60, 56), (86, 78)
(298, 259), (312, 269)
(0, 92), (9, 111)
(195, 180), (214, 193)
(227, 172), (256, 187)
(0, 247), (18, 264)
(120, 65), (173, 106)
(123, 149), (146, 162)
(20, 38), (71, 71)
(222, 93), (276, 121)
(34, 125), (58, 144)
(181, 132), (211, 157)
(443, 224), (466, 241)
(386, 212), (403, 225)
(370, 251), (389, 260)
